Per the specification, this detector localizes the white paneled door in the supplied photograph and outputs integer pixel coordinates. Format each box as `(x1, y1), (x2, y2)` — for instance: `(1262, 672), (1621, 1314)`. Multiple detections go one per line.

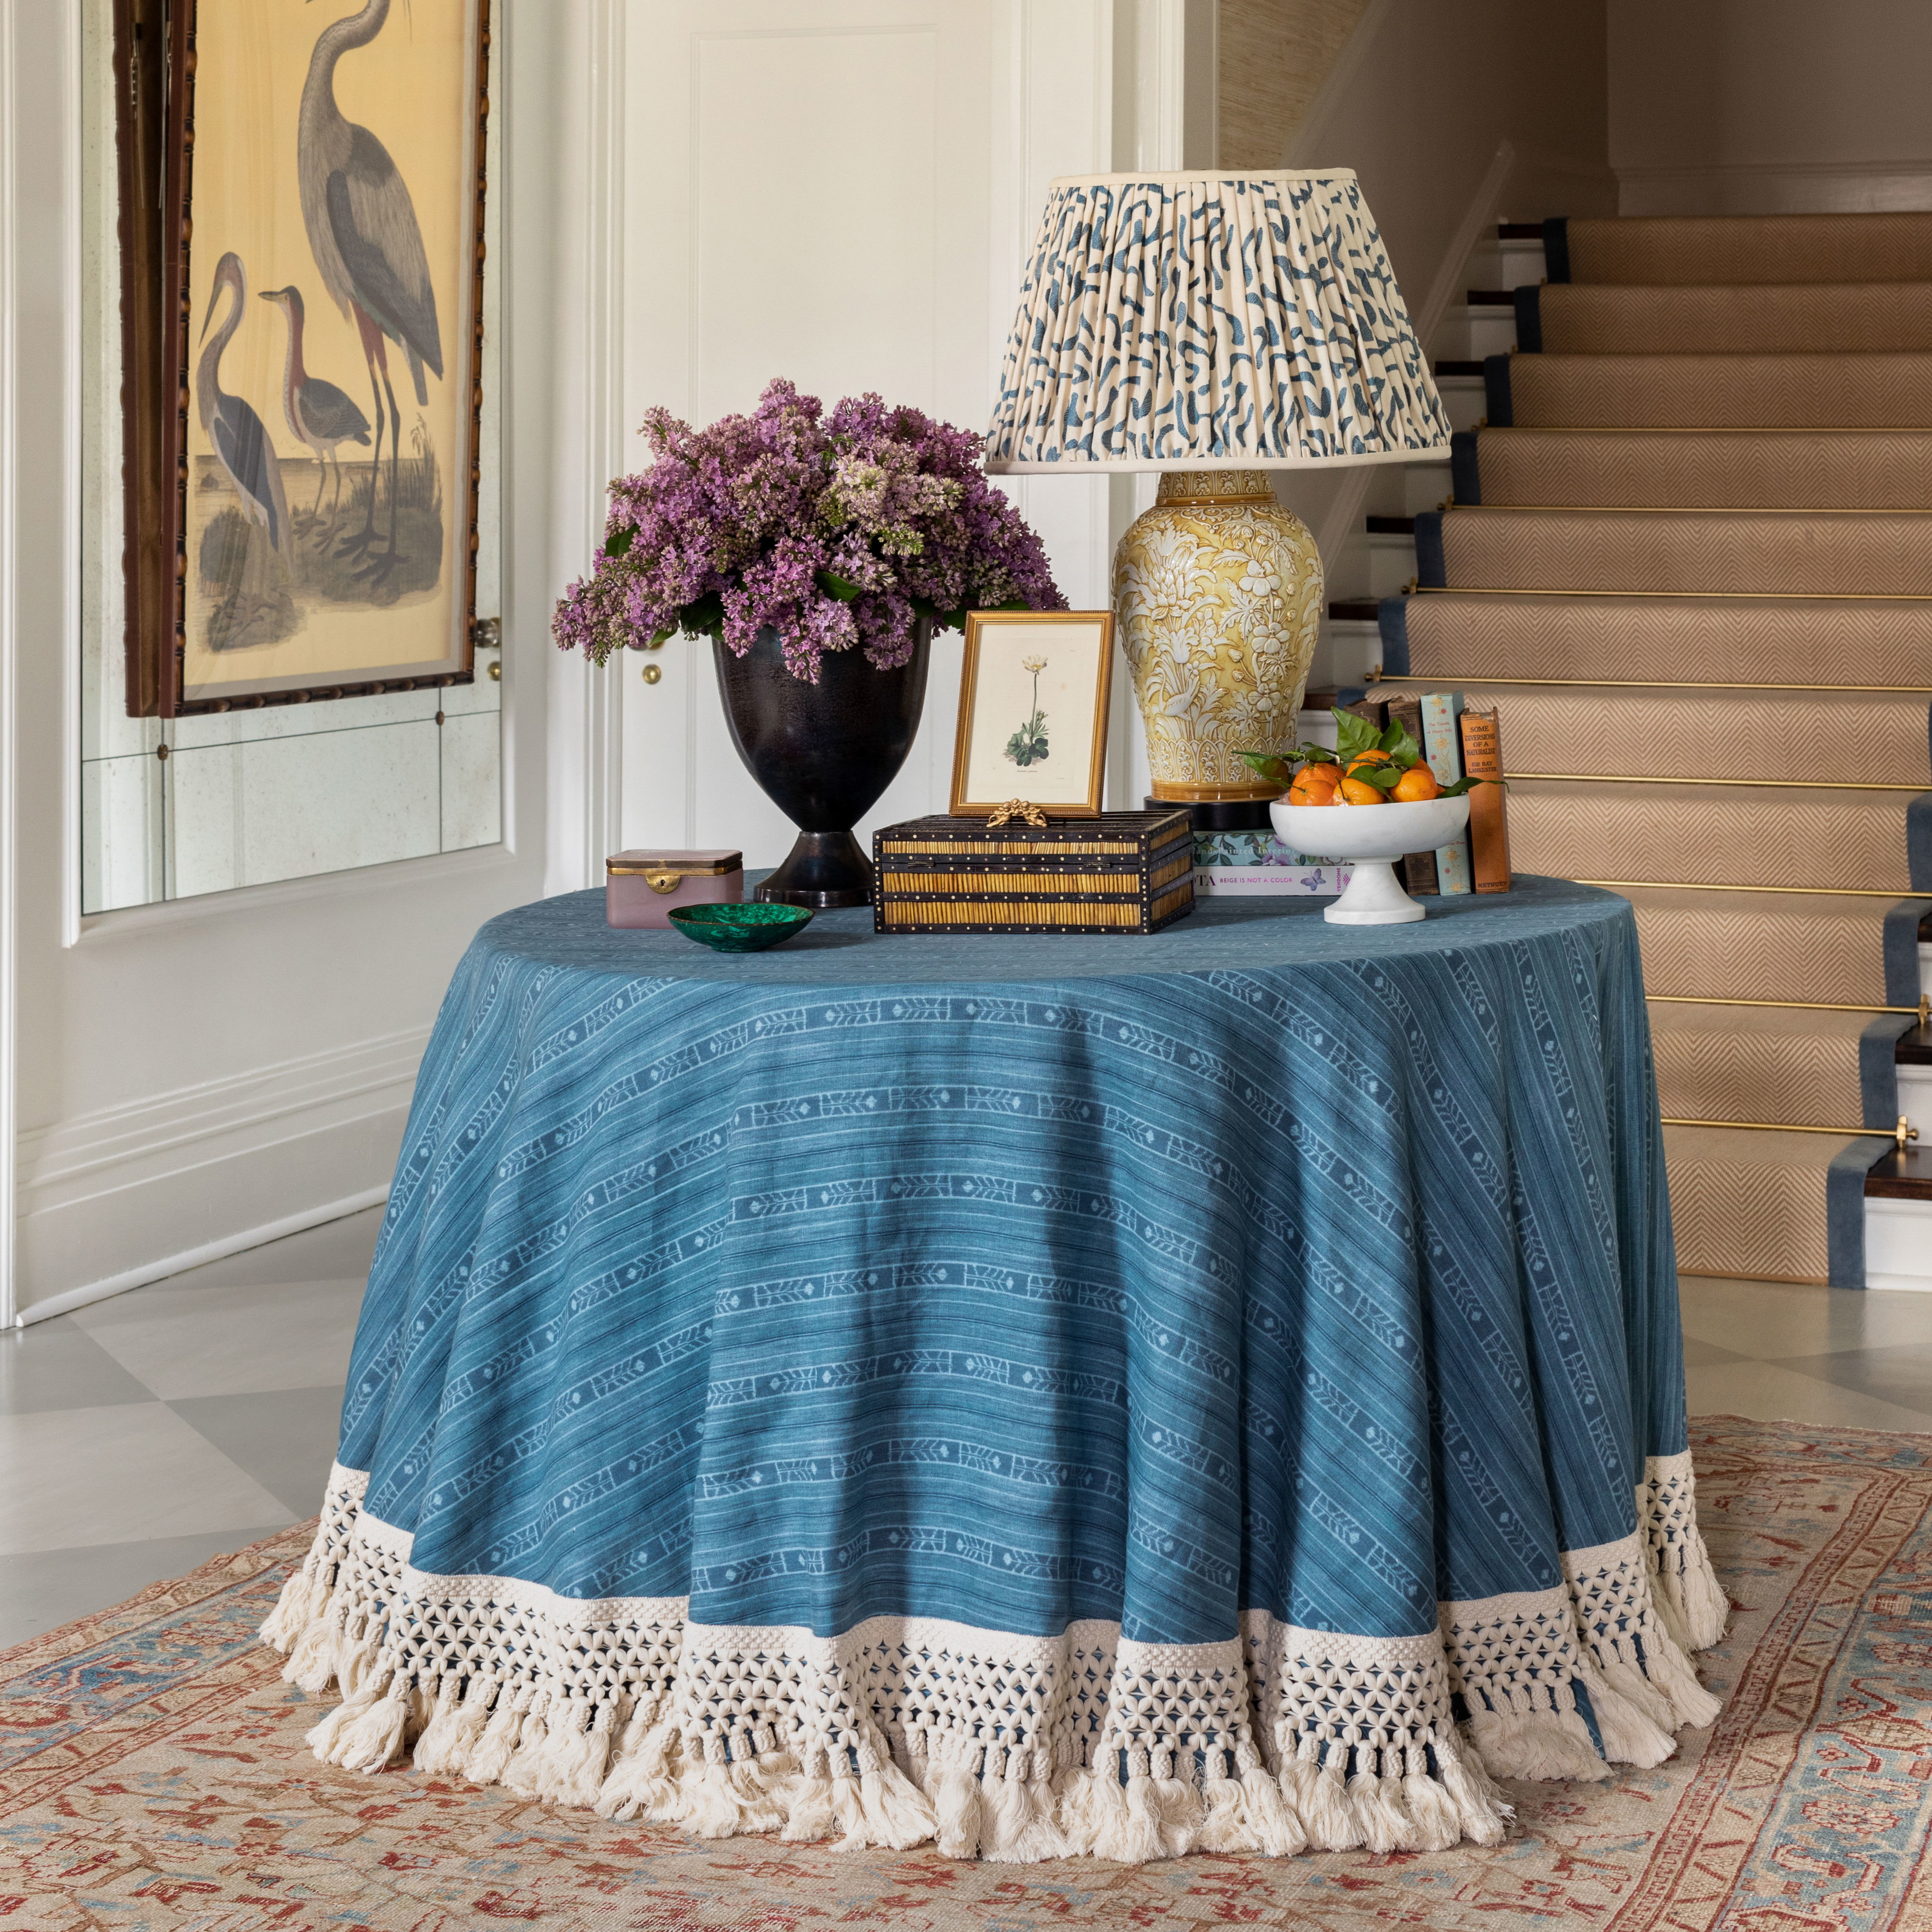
(609, 0), (1118, 864)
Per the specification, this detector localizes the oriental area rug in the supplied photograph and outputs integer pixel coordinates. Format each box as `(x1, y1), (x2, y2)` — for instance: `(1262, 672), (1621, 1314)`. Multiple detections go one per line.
(5, 1414), (1932, 1932)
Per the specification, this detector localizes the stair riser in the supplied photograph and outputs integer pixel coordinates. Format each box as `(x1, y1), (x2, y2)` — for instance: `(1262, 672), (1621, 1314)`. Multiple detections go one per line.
(1470, 429), (1932, 511)
(1663, 1129), (1836, 1282)
(1627, 898), (1898, 1007)
(1655, 1040), (1867, 1131)
(1508, 782), (1919, 892)
(1537, 282), (1932, 356)
(1393, 592), (1932, 689)
(1564, 212), (1932, 288)
(1507, 353), (1932, 429)
(1434, 509), (1932, 596)
(1378, 685), (1931, 786)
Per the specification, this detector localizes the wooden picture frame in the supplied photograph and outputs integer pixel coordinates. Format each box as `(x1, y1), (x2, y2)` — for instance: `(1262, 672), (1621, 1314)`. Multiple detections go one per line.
(114, 0), (490, 717)
(950, 610), (1114, 819)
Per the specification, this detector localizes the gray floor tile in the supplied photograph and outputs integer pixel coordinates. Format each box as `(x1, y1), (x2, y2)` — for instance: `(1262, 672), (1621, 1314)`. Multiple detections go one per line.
(169, 1385), (346, 1518)
(1680, 1334), (1751, 1370)
(1678, 1274), (1932, 1361)
(0, 1316), (155, 1415)
(70, 1275), (364, 1401)
(158, 1207), (382, 1292)
(1768, 1341), (1932, 1420)
(0, 1523), (289, 1650)
(0, 1403), (293, 1554)
(1683, 1357), (1932, 1433)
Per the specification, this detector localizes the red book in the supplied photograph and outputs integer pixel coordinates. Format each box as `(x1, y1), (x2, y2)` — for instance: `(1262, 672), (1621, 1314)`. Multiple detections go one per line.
(1458, 707), (1511, 893)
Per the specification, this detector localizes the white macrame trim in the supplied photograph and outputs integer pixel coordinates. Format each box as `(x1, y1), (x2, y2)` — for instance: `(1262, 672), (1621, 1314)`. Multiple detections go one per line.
(261, 1453), (1726, 1863)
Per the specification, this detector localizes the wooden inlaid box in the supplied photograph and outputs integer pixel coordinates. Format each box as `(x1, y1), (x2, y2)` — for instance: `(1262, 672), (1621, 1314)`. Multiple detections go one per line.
(872, 812), (1196, 935)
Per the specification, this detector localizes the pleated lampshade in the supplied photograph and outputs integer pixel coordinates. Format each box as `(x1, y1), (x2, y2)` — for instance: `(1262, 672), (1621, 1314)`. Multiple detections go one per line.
(984, 171), (1451, 473)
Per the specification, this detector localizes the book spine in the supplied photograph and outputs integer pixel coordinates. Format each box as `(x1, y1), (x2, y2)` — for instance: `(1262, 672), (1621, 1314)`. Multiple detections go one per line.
(1382, 694), (1439, 895)
(1193, 865), (1353, 895)
(1460, 706), (1512, 893)
(1419, 691), (1473, 894)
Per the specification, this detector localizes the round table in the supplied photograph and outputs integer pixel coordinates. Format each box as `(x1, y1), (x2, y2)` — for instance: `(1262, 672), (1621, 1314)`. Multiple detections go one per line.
(265, 877), (1727, 1865)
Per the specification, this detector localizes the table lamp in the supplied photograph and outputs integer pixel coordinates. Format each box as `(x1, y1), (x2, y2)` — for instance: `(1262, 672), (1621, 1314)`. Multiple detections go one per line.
(985, 172), (1452, 825)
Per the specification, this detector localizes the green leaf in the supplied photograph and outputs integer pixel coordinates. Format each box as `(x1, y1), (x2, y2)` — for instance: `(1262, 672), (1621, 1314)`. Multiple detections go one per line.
(602, 524), (635, 560)
(1236, 750), (1297, 787)
(677, 591), (726, 642)
(1356, 763), (1403, 791)
(1436, 774), (1496, 798)
(1331, 707), (1381, 762)
(818, 570), (863, 602)
(1378, 720), (1422, 768)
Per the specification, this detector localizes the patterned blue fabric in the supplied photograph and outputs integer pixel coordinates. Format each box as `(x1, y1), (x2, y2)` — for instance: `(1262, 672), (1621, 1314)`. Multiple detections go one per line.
(984, 173), (1453, 473)
(339, 877), (1684, 1654)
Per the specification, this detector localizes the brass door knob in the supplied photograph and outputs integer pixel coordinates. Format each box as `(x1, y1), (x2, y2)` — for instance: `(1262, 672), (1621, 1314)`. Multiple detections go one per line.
(487, 660), (502, 681)
(641, 663), (663, 685)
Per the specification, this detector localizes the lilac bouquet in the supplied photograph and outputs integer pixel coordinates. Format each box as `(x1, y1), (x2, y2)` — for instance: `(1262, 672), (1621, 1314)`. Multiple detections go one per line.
(552, 379), (1066, 682)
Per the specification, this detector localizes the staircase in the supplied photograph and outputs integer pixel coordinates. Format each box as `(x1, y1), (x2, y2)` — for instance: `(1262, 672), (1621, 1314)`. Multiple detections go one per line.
(1326, 213), (1932, 1288)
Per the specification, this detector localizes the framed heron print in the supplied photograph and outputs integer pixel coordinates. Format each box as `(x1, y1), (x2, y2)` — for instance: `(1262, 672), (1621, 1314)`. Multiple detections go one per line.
(116, 0), (489, 715)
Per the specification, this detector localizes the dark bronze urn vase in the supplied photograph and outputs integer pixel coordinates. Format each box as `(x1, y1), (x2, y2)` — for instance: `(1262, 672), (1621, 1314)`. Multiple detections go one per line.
(711, 619), (933, 907)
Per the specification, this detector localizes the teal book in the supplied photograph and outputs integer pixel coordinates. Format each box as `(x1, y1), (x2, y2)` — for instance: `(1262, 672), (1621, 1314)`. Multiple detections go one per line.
(1419, 691), (1473, 895)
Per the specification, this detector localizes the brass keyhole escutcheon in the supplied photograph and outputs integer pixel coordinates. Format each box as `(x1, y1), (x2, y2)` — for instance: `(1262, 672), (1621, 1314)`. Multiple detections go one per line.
(641, 663), (663, 685)
(643, 871), (680, 895)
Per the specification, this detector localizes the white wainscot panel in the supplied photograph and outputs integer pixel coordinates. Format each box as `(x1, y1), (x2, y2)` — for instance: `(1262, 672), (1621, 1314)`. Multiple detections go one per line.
(442, 712), (503, 852)
(692, 25), (940, 421)
(167, 721), (442, 898)
(80, 754), (166, 914)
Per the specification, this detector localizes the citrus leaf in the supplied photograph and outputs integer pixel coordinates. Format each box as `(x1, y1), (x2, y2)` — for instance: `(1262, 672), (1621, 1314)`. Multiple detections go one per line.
(1332, 707), (1381, 762)
(1237, 750), (1296, 787)
(1379, 721), (1422, 767)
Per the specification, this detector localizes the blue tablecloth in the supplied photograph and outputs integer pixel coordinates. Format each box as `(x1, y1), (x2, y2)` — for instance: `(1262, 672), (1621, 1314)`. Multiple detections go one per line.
(266, 877), (1726, 1865)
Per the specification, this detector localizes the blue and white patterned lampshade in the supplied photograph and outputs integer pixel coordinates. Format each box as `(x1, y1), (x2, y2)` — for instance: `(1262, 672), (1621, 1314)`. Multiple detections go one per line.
(985, 172), (1452, 472)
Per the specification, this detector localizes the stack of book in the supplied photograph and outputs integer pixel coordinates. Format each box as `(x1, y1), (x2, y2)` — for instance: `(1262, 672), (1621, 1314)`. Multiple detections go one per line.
(1190, 692), (1511, 898)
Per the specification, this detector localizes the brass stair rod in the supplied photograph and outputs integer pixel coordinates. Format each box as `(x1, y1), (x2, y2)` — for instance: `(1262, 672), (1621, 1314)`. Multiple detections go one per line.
(1516, 771), (1926, 791)
(1366, 674), (1932, 692)
(1662, 1115), (1919, 1152)
(1647, 993), (1932, 1024)
(1581, 878), (1932, 900)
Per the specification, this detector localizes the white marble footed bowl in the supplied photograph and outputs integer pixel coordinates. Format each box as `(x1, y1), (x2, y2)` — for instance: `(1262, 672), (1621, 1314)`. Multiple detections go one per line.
(1271, 793), (1473, 924)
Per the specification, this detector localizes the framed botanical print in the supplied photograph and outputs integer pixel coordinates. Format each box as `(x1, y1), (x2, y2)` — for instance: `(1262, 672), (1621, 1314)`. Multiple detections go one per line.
(950, 610), (1114, 818)
(115, 0), (489, 715)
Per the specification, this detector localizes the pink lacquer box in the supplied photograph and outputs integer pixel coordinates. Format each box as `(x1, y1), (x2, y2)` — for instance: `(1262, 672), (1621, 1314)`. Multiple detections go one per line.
(606, 849), (745, 929)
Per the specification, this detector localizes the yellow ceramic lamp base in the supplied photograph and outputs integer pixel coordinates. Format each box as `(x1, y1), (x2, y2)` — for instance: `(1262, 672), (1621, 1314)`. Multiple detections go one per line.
(1112, 470), (1323, 802)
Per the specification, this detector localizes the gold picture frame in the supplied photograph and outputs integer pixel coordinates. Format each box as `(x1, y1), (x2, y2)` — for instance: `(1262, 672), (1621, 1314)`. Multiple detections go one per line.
(950, 610), (1114, 818)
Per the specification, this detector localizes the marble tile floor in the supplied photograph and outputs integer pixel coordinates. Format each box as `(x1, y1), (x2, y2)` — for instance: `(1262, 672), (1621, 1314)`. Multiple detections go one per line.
(1, 1215), (1929, 1649)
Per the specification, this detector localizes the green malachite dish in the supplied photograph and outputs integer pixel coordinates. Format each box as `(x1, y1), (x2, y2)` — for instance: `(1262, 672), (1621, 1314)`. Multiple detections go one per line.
(668, 902), (815, 952)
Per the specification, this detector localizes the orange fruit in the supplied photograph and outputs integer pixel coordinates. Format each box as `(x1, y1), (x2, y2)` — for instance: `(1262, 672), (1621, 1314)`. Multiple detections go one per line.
(1287, 777), (1337, 807)
(1391, 764), (1441, 802)
(1299, 761), (1344, 789)
(1344, 753), (1393, 777)
(1339, 776), (1387, 806)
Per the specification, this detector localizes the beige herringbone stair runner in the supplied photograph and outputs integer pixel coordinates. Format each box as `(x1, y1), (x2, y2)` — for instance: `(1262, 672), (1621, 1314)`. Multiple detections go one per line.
(1386, 212), (1932, 1284)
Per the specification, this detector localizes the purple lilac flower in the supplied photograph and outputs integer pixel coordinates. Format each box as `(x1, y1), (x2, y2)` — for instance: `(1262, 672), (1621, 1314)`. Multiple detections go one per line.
(551, 378), (1066, 681)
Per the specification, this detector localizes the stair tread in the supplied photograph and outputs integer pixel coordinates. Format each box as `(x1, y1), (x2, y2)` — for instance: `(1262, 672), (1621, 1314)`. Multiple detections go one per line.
(1433, 360), (1487, 377)
(1364, 515), (1416, 534)
(1866, 1143), (1932, 1199)
(1327, 599), (1382, 621)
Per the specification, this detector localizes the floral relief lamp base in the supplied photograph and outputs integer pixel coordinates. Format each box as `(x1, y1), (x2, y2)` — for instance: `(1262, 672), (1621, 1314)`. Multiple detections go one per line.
(1113, 470), (1323, 816)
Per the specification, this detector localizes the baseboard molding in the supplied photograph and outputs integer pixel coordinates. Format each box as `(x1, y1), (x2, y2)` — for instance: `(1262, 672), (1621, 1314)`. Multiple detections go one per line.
(1617, 159), (1932, 219)
(14, 1025), (426, 1321)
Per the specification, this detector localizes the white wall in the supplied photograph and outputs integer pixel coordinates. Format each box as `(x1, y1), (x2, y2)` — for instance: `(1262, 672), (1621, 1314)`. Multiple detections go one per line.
(1271, 0), (1615, 582)
(1610, 0), (1932, 214)
(1, 0), (583, 1324)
